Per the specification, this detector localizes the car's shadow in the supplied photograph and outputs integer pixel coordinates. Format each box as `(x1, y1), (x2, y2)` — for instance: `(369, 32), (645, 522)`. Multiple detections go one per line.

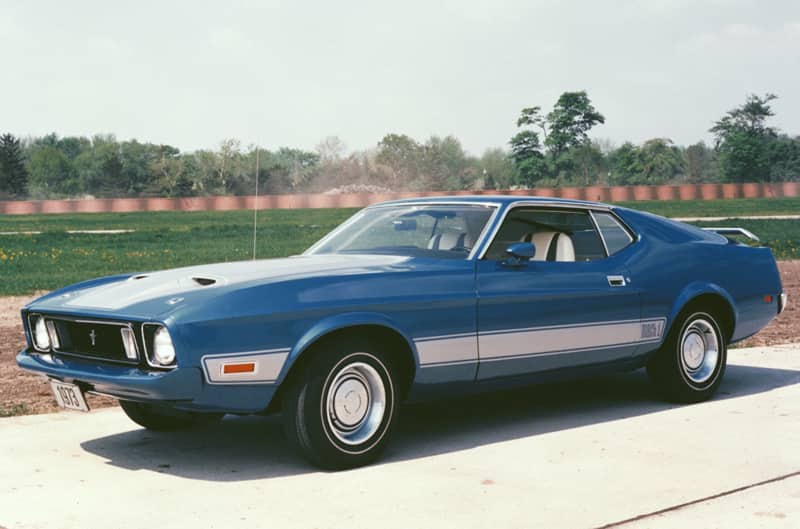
(80, 364), (800, 481)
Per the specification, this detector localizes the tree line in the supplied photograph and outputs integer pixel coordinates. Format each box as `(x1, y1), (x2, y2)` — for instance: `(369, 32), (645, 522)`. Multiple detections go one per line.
(1, 92), (798, 200)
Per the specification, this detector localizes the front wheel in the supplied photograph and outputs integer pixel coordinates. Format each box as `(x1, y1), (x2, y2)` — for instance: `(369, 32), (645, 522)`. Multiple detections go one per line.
(119, 400), (224, 431)
(282, 342), (399, 469)
(647, 311), (727, 403)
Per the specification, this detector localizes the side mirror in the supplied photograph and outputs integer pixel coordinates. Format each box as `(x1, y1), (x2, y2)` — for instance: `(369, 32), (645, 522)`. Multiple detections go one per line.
(503, 242), (535, 266)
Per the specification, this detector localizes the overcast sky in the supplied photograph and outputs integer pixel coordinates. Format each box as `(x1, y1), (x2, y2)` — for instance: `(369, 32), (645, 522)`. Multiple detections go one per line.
(2, 0), (799, 155)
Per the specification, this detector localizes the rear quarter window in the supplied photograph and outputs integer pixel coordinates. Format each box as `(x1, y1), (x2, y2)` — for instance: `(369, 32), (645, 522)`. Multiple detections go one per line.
(593, 212), (634, 255)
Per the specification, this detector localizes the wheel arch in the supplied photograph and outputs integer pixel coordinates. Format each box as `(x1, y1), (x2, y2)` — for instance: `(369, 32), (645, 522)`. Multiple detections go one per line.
(667, 283), (737, 343)
(270, 313), (419, 411)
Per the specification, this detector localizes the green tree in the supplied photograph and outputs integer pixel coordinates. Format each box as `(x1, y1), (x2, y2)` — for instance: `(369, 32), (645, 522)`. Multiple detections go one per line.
(608, 142), (639, 185)
(516, 106), (548, 139)
(376, 134), (421, 189)
(609, 139), (684, 185)
(683, 142), (716, 182)
(187, 150), (222, 194)
(545, 91), (605, 158)
(711, 93), (777, 139)
(257, 148), (320, 193)
(72, 138), (123, 197)
(27, 145), (77, 197)
(710, 93), (778, 182)
(637, 139), (684, 183)
(511, 91), (605, 186)
(0, 133), (29, 197)
(509, 130), (546, 187)
(147, 145), (187, 196)
(172, 152), (198, 197)
(119, 140), (160, 196)
(560, 142), (606, 185)
(215, 138), (242, 192)
(766, 134), (800, 182)
(421, 135), (471, 190)
(55, 136), (91, 161)
(478, 148), (516, 189)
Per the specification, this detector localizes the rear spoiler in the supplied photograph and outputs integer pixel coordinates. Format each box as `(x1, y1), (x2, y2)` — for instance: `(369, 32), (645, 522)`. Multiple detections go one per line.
(702, 227), (760, 242)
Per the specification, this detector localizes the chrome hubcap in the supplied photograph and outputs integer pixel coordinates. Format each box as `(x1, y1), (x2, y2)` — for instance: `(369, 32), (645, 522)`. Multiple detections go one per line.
(680, 318), (719, 384)
(333, 378), (369, 427)
(326, 361), (386, 446)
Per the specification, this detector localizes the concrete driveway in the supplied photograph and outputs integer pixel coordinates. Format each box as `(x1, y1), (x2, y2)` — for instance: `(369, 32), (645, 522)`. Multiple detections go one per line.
(1, 344), (799, 529)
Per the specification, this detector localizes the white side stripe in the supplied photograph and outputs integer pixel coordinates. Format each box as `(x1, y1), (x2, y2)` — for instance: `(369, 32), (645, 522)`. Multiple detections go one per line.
(415, 319), (665, 367)
(479, 318), (665, 360)
(415, 334), (477, 366)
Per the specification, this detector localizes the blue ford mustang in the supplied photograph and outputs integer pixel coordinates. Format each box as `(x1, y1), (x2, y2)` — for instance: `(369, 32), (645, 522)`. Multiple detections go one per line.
(17, 196), (786, 468)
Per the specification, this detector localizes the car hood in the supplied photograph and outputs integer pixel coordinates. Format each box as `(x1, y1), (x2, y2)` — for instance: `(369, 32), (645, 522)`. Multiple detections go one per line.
(27, 254), (419, 318)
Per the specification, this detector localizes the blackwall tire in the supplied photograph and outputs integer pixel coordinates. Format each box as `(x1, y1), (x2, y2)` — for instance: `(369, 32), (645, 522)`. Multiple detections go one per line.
(647, 310), (727, 403)
(282, 341), (399, 470)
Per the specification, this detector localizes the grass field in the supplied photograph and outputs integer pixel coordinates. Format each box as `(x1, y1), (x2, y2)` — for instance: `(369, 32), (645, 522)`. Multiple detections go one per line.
(0, 209), (355, 295)
(613, 196), (800, 217)
(1, 197), (798, 296)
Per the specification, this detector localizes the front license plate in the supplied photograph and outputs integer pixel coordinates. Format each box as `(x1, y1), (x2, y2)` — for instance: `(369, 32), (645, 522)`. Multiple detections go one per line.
(50, 380), (90, 412)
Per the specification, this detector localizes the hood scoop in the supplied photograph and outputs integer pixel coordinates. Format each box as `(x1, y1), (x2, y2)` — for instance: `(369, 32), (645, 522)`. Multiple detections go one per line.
(192, 276), (218, 287)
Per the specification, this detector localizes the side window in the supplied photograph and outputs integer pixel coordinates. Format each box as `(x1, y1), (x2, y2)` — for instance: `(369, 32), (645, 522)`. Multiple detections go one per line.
(593, 212), (634, 255)
(484, 208), (606, 262)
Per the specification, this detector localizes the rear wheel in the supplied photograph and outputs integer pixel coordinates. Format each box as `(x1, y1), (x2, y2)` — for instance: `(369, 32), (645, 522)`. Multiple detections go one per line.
(282, 340), (399, 469)
(119, 400), (223, 431)
(647, 310), (727, 403)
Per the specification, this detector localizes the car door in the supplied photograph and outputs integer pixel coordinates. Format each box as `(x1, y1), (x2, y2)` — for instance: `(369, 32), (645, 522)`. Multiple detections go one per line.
(475, 206), (645, 380)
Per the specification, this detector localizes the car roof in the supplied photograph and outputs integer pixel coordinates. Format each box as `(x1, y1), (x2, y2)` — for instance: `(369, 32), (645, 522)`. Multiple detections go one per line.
(370, 195), (613, 209)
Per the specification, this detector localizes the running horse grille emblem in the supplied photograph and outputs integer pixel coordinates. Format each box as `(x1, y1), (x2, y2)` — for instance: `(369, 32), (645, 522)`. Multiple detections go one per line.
(89, 329), (97, 347)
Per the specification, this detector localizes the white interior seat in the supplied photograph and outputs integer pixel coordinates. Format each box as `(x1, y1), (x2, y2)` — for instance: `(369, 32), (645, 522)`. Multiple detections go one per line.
(552, 233), (575, 261)
(529, 232), (555, 261)
(524, 231), (576, 262)
(428, 231), (473, 251)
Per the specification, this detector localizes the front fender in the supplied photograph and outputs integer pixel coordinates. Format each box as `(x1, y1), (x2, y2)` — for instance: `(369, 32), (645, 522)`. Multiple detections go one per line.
(277, 312), (419, 385)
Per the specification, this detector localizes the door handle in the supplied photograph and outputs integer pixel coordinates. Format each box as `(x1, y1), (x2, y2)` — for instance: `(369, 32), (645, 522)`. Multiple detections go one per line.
(607, 275), (626, 287)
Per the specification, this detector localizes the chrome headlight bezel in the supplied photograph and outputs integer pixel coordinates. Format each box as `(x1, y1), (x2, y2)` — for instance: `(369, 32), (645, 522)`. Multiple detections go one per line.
(142, 323), (177, 369)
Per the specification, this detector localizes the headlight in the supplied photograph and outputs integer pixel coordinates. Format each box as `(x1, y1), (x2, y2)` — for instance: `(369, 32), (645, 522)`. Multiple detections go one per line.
(152, 327), (176, 366)
(32, 315), (51, 351)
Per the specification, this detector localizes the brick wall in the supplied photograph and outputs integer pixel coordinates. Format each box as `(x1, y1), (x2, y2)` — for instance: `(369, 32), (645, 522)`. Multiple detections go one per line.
(1, 182), (797, 215)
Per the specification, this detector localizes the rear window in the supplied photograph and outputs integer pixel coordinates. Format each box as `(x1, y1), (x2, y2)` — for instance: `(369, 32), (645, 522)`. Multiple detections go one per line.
(593, 212), (634, 255)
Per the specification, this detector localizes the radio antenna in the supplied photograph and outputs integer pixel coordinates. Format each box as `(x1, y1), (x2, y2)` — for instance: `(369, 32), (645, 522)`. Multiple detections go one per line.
(252, 148), (260, 260)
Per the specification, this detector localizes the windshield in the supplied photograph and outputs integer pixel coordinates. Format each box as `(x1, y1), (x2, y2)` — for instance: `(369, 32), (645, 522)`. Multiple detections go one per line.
(307, 204), (495, 259)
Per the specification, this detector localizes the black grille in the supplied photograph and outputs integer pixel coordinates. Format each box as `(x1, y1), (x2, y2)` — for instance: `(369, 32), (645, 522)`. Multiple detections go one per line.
(51, 319), (136, 364)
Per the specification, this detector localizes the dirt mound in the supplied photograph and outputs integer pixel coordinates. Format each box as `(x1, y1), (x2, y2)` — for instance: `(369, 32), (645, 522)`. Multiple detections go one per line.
(323, 184), (393, 195)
